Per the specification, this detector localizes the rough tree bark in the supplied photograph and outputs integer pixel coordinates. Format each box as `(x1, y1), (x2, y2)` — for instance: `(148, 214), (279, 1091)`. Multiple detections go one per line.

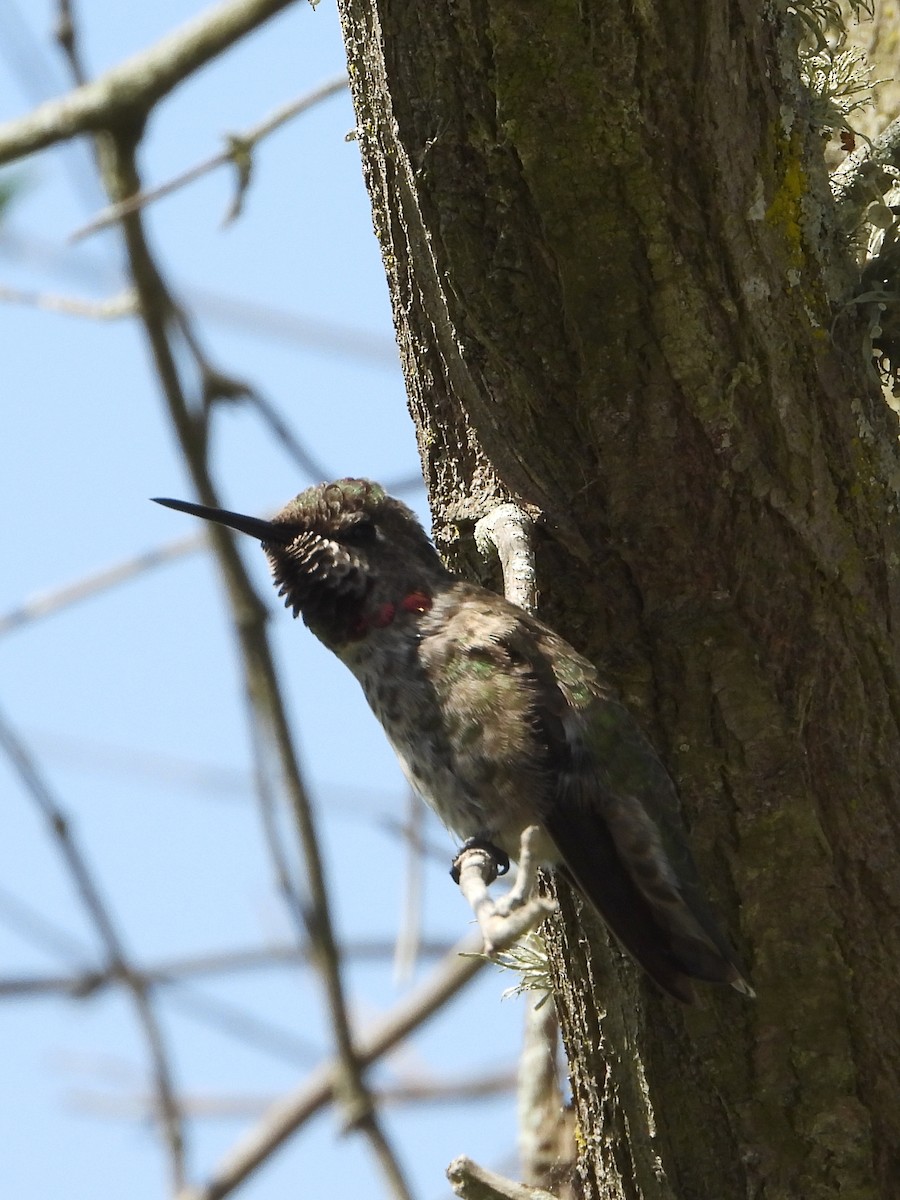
(335, 3), (900, 1197)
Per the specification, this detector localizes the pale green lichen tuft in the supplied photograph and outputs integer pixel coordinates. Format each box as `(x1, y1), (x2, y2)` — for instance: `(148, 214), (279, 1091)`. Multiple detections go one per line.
(490, 933), (555, 1001)
(802, 44), (878, 135)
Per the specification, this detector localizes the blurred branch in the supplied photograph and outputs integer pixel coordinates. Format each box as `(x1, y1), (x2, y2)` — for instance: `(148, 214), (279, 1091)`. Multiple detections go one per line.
(0, 937), (456, 998)
(0, 0), (297, 167)
(0, 282), (136, 318)
(179, 932), (486, 1200)
(171, 313), (335, 480)
(0, 0), (101, 208)
(0, 462), (424, 638)
(393, 788), (425, 983)
(517, 997), (574, 1196)
(95, 114), (412, 1195)
(0, 227), (402, 365)
(447, 1156), (556, 1200)
(71, 74), (349, 240)
(161, 982), (321, 1066)
(0, 529), (203, 638)
(476, 502), (571, 1193)
(0, 704), (187, 1187)
(242, 389), (333, 480)
(72, 1067), (516, 1120)
(245, 695), (317, 950)
(54, 0), (89, 87)
(0, 880), (91, 964)
(378, 813), (460, 865)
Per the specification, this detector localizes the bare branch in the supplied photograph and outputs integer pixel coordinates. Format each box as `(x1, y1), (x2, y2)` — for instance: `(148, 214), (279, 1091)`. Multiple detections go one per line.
(241, 389), (334, 480)
(96, 121), (411, 1196)
(70, 75), (349, 240)
(447, 1156), (557, 1200)
(518, 997), (574, 1194)
(54, 0), (88, 87)
(71, 1067), (516, 1120)
(474, 502), (570, 1193)
(0, 880), (90, 964)
(178, 933), (486, 1200)
(162, 983), (321, 1066)
(0, 938), (457, 998)
(393, 788), (425, 983)
(1, 227), (402, 365)
(0, 283), (136, 319)
(168, 314), (335, 479)
(0, 706), (187, 1187)
(0, 0), (297, 167)
(0, 530), (203, 637)
(475, 504), (538, 615)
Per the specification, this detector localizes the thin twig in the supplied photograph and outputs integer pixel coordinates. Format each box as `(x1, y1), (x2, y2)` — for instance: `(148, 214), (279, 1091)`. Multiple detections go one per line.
(517, 997), (573, 1192)
(1, 227), (403, 366)
(447, 1156), (557, 1200)
(474, 504), (537, 615)
(99, 124), (412, 1198)
(0, 470), (420, 642)
(70, 74), (348, 240)
(393, 788), (425, 983)
(172, 312), (334, 479)
(475, 502), (570, 1194)
(0, 880), (91, 964)
(0, 704), (187, 1187)
(242, 390), (334, 480)
(162, 982), (321, 1066)
(0, 938), (456, 998)
(245, 690), (309, 942)
(178, 933), (486, 1200)
(71, 1067), (516, 1121)
(0, 530), (203, 637)
(0, 0), (298, 167)
(0, 283), (136, 319)
(54, 0), (89, 87)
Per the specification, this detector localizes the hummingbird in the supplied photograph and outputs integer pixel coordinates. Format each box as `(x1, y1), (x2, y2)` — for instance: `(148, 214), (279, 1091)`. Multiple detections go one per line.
(154, 478), (752, 1003)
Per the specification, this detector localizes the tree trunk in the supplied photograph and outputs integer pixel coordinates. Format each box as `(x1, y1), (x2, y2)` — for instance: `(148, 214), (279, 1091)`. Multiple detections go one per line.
(335, 2), (900, 1196)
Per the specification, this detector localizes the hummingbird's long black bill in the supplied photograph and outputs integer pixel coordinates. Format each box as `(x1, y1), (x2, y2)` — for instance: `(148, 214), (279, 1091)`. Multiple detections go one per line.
(152, 497), (287, 543)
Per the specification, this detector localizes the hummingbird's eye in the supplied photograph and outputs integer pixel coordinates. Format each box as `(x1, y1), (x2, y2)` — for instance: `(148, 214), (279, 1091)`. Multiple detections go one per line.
(341, 518), (378, 546)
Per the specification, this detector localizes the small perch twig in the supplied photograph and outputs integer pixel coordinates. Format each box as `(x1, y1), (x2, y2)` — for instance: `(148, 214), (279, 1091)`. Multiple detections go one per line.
(447, 1155), (558, 1200)
(455, 827), (556, 956)
(467, 506), (554, 948)
(475, 503), (537, 614)
(70, 74), (348, 241)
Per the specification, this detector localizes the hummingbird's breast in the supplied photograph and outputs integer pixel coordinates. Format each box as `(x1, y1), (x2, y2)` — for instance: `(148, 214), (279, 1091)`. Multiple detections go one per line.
(340, 588), (553, 857)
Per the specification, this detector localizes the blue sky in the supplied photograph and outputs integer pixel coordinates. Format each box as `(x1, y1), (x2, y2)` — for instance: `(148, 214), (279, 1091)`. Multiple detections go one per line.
(0, 3), (526, 1196)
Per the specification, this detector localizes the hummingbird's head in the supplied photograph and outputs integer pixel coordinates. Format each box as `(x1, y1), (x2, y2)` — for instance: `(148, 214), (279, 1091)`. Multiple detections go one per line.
(154, 479), (445, 642)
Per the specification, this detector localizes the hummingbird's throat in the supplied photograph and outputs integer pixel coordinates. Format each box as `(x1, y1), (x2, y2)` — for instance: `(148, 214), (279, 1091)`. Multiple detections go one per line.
(348, 590), (433, 641)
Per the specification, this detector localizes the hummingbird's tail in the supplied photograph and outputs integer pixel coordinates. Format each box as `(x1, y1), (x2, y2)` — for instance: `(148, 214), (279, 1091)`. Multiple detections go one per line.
(546, 808), (753, 1003)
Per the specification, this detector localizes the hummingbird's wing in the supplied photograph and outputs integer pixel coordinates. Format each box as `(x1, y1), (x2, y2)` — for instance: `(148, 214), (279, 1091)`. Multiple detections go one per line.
(497, 617), (752, 1003)
(419, 586), (750, 1001)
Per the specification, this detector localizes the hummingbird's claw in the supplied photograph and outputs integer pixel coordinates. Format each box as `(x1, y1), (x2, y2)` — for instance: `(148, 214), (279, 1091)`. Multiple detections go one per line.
(450, 837), (510, 884)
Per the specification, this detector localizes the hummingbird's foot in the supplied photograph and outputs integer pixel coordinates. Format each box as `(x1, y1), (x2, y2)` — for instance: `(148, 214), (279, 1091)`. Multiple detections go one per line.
(452, 826), (557, 956)
(450, 838), (510, 884)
